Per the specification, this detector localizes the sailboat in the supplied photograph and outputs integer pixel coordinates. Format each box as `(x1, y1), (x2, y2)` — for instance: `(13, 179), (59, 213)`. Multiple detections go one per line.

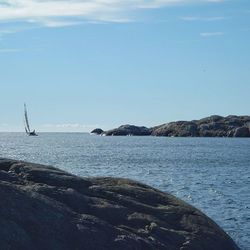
(24, 103), (38, 136)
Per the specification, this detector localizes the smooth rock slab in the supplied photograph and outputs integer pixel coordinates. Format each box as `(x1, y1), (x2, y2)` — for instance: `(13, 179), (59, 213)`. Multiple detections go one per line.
(0, 158), (239, 250)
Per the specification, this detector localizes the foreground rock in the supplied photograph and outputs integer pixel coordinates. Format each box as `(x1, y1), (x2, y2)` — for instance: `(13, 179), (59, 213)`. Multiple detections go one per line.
(0, 158), (239, 250)
(103, 125), (151, 136)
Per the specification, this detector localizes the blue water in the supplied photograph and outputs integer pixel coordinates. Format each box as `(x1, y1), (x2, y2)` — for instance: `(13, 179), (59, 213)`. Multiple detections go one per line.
(0, 133), (249, 249)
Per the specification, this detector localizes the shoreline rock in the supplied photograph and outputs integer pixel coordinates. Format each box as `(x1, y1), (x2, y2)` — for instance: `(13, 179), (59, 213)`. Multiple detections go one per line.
(0, 158), (239, 250)
(91, 128), (104, 135)
(95, 115), (250, 137)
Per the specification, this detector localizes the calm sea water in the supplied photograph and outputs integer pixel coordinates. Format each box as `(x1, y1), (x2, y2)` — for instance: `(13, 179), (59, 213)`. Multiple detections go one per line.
(0, 132), (249, 249)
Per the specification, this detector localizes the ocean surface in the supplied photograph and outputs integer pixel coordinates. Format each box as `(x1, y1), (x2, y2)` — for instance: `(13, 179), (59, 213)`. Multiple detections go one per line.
(0, 132), (249, 249)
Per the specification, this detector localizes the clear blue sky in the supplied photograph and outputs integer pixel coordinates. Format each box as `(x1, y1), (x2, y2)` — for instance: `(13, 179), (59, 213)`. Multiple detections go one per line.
(0, 0), (249, 132)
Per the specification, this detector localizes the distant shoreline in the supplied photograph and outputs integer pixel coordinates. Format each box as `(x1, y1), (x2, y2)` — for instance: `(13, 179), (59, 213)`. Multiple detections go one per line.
(92, 115), (250, 137)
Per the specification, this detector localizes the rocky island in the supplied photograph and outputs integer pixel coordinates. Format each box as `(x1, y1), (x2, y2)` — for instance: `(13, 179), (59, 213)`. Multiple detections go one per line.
(0, 158), (239, 250)
(92, 115), (250, 137)
(100, 125), (151, 136)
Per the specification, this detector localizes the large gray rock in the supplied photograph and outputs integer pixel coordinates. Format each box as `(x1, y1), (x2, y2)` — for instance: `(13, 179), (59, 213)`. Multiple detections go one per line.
(0, 158), (239, 250)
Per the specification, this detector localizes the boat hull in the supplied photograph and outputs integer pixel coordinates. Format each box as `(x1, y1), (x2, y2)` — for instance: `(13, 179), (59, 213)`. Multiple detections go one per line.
(28, 132), (38, 136)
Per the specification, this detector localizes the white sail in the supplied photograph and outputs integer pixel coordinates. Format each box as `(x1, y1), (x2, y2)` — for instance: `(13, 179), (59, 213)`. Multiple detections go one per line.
(24, 103), (38, 136)
(24, 103), (31, 134)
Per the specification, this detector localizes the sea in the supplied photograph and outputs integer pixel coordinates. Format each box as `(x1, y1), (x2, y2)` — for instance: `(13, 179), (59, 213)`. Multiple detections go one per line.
(0, 132), (249, 250)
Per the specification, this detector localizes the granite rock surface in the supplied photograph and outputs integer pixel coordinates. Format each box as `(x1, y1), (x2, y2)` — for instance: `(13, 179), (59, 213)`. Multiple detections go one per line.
(0, 158), (239, 250)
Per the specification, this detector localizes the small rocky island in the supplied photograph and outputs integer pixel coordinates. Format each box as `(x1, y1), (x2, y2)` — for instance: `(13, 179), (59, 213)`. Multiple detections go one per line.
(92, 115), (250, 137)
(0, 158), (239, 250)
(90, 128), (104, 135)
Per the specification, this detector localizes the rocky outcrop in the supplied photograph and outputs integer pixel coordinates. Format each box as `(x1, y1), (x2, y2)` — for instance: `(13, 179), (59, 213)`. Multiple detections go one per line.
(103, 125), (151, 136)
(0, 158), (239, 250)
(100, 115), (250, 137)
(91, 128), (104, 135)
(151, 115), (250, 137)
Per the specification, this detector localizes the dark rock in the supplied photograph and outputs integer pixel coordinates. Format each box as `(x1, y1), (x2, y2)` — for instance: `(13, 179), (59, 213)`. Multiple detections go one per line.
(233, 126), (250, 137)
(0, 158), (239, 250)
(104, 125), (151, 136)
(91, 128), (104, 135)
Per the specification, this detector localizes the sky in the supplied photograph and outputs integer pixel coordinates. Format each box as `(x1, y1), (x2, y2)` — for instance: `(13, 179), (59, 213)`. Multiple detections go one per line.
(0, 0), (250, 132)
